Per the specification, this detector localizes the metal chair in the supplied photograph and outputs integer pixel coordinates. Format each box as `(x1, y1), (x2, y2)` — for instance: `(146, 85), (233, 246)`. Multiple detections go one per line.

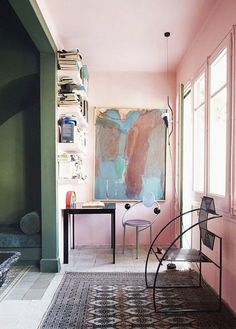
(122, 192), (161, 259)
(144, 196), (222, 312)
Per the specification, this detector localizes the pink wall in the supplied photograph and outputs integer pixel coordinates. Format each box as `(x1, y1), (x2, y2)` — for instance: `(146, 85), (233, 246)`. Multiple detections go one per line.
(177, 0), (236, 84)
(74, 71), (176, 247)
(176, 0), (236, 312)
(36, 0), (64, 49)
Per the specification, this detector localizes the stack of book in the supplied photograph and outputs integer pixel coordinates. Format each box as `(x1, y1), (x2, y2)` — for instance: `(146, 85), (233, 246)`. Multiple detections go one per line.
(58, 76), (74, 86)
(82, 201), (105, 208)
(58, 76), (82, 107)
(58, 93), (81, 107)
(57, 49), (82, 70)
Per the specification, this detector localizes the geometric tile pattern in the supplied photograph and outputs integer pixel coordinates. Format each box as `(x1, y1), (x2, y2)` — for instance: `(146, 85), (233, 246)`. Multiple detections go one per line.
(39, 271), (236, 329)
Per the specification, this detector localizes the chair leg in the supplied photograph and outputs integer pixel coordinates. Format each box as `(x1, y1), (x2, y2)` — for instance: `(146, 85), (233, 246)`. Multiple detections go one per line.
(149, 225), (152, 254)
(136, 227), (139, 259)
(122, 224), (126, 254)
(150, 225), (152, 246)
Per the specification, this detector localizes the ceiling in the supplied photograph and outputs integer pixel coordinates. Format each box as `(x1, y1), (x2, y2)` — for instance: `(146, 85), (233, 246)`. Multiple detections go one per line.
(38, 0), (218, 72)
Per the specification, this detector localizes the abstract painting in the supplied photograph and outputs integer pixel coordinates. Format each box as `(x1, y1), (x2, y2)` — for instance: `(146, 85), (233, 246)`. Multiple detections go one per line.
(94, 108), (166, 200)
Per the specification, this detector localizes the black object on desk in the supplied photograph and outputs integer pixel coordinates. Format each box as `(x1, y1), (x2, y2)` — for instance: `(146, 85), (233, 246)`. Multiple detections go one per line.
(63, 203), (116, 264)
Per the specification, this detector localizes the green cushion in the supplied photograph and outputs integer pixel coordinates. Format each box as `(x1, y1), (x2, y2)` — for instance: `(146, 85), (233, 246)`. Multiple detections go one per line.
(20, 211), (40, 235)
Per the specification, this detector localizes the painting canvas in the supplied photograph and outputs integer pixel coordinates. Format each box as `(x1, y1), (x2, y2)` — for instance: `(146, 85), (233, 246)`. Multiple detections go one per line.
(94, 108), (166, 200)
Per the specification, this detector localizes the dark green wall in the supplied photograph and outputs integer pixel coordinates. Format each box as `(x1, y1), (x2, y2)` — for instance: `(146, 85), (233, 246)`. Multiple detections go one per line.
(8, 0), (60, 271)
(0, 0), (40, 224)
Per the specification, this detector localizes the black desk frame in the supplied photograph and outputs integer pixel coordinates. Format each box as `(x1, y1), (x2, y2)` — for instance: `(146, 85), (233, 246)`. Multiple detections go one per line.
(63, 203), (116, 264)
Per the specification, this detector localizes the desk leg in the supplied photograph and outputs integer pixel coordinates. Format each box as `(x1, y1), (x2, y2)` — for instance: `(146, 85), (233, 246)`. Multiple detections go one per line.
(72, 214), (75, 249)
(111, 216), (114, 248)
(63, 211), (69, 264)
(111, 212), (115, 264)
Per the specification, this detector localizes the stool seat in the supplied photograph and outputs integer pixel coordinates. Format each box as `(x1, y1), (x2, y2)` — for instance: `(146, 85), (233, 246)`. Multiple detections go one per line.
(124, 219), (151, 227)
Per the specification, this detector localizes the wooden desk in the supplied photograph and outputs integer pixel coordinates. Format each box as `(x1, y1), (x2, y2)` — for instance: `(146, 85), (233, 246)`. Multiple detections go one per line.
(62, 203), (116, 264)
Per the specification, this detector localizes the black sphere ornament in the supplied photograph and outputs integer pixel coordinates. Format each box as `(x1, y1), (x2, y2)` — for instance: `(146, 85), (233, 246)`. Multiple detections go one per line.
(154, 207), (161, 214)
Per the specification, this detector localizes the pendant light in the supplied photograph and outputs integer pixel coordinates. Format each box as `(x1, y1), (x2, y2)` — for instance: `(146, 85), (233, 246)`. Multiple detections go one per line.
(163, 32), (176, 270)
(162, 32), (174, 144)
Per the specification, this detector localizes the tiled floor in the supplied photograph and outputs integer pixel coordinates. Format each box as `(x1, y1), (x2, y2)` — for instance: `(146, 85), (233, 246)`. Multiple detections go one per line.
(0, 246), (189, 329)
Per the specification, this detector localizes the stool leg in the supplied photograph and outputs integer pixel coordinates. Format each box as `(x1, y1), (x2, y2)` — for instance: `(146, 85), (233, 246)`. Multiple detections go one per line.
(136, 227), (139, 259)
(123, 224), (126, 254)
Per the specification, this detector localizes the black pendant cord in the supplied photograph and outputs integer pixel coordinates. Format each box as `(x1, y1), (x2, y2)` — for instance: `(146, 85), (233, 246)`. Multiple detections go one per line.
(165, 32), (176, 270)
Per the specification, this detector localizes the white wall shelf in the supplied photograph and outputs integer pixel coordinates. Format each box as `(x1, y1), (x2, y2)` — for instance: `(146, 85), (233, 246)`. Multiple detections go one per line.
(57, 51), (89, 232)
(58, 142), (87, 155)
(58, 68), (82, 84)
(58, 178), (86, 185)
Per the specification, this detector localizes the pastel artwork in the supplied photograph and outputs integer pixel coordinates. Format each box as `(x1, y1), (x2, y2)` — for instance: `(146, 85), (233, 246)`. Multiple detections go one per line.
(95, 108), (166, 200)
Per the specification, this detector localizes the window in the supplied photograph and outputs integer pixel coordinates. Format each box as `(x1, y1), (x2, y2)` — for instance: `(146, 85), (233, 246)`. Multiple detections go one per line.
(209, 49), (228, 196)
(193, 73), (205, 193)
(190, 36), (232, 212)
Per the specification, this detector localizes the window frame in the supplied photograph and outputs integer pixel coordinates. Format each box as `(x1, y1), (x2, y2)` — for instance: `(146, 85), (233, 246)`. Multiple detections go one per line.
(206, 36), (232, 212)
(192, 70), (206, 196)
(232, 27), (236, 216)
(192, 66), (207, 202)
(190, 35), (232, 214)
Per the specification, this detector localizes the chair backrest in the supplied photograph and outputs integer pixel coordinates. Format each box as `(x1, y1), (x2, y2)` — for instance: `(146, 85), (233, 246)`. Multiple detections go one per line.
(198, 196), (217, 250)
(142, 192), (155, 207)
(123, 192), (160, 225)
